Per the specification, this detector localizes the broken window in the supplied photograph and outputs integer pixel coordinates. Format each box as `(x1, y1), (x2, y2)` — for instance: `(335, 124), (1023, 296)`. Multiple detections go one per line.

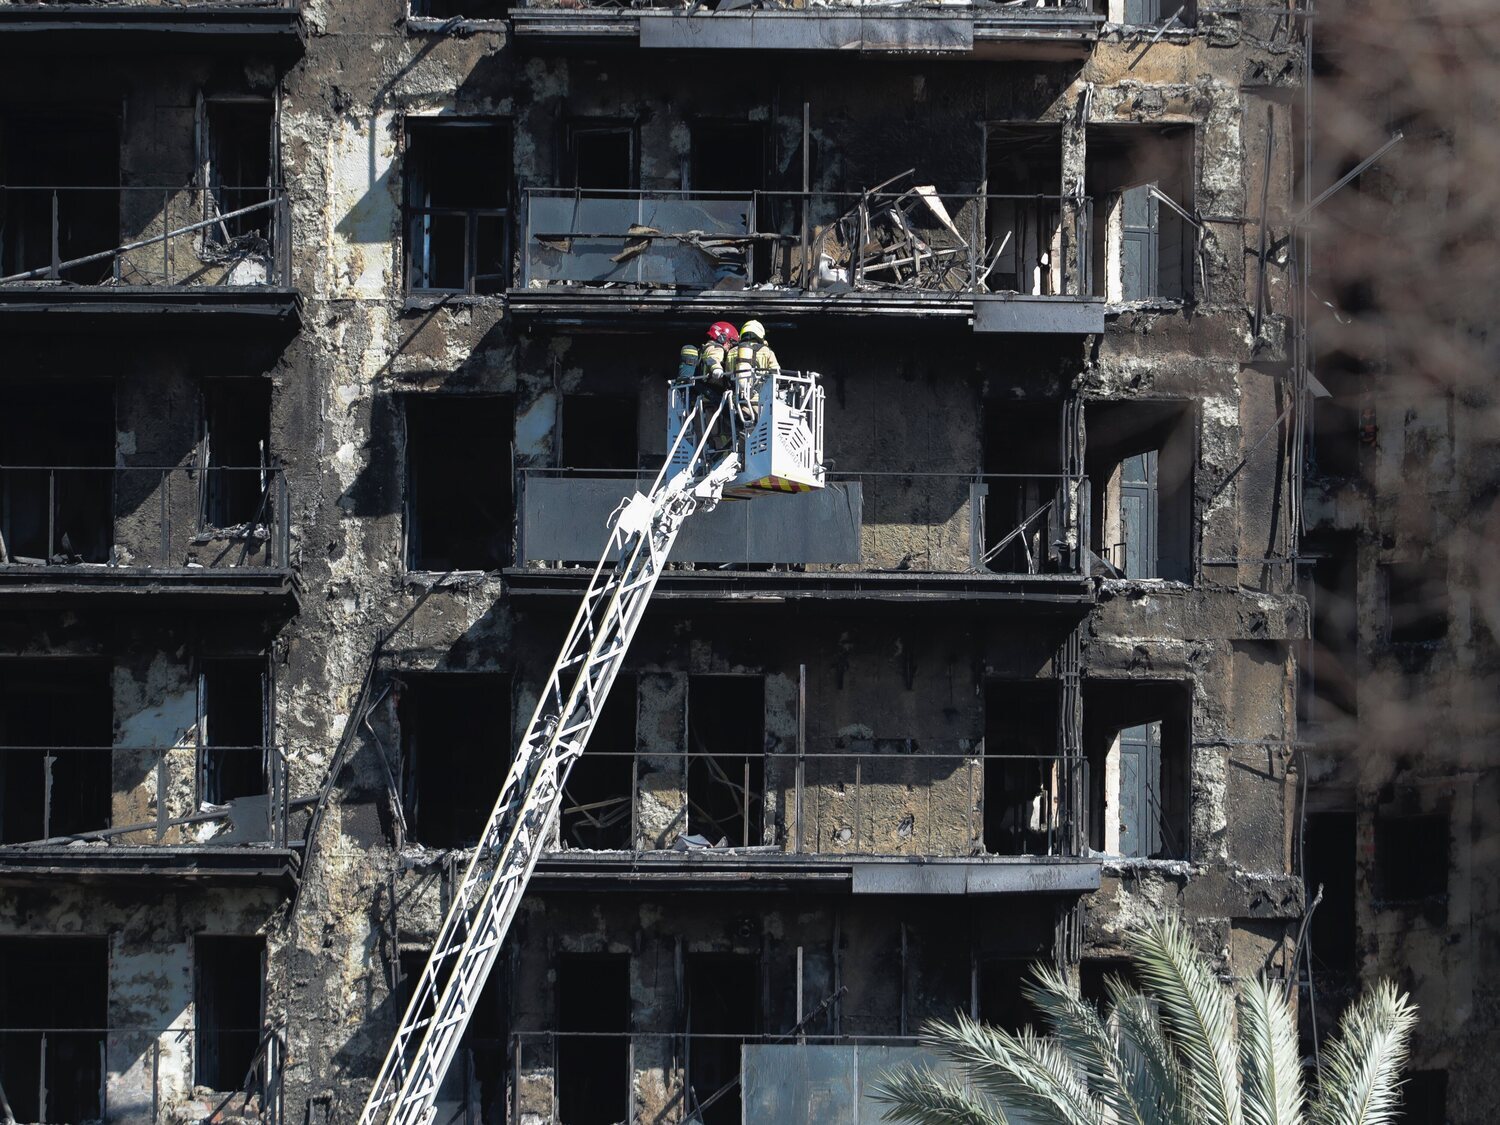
(0, 660), (112, 844)
(1084, 680), (1190, 859)
(566, 122), (637, 190)
(0, 382), (115, 564)
(981, 401), (1066, 574)
(410, 0), (507, 17)
(202, 379), (271, 530)
(560, 394), (639, 473)
(976, 958), (1038, 1034)
(1383, 559), (1448, 645)
(398, 672), (512, 848)
(404, 119), (510, 295)
(1400, 1070), (1448, 1125)
(1374, 810), (1448, 905)
(1299, 534), (1359, 725)
(202, 100), (275, 246)
(983, 680), (1063, 856)
(1087, 125), (1195, 302)
(1308, 353), (1366, 479)
(0, 937), (106, 1124)
(0, 112), (119, 284)
(1085, 401), (1195, 582)
(685, 954), (759, 1125)
(985, 125), (1064, 294)
(404, 395), (514, 572)
(195, 935), (265, 1092)
(561, 675), (635, 850)
(687, 675), (764, 847)
(1078, 958), (1140, 1009)
(556, 955), (631, 1125)
(1303, 810), (1357, 972)
(690, 121), (766, 193)
(397, 949), (508, 1122)
(199, 658), (269, 806)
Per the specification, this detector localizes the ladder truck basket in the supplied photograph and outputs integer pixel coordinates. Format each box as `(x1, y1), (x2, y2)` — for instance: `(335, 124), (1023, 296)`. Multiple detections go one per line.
(668, 369), (826, 497)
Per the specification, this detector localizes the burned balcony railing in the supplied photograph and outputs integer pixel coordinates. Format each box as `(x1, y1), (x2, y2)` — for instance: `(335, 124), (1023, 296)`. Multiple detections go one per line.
(0, 184), (292, 290)
(557, 748), (1088, 858)
(0, 1021), (285, 1125)
(0, 744), (290, 847)
(518, 469), (1085, 578)
(517, 187), (1092, 299)
(0, 465), (290, 572)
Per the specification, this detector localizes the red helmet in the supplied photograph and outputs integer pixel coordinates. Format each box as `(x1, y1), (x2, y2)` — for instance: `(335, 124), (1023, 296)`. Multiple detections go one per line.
(707, 321), (740, 347)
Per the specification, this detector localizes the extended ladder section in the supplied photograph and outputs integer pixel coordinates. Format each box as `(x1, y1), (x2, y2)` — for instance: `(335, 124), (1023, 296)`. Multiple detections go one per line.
(360, 372), (823, 1125)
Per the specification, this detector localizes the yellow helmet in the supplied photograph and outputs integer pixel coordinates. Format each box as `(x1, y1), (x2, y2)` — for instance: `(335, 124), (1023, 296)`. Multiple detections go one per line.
(739, 319), (766, 341)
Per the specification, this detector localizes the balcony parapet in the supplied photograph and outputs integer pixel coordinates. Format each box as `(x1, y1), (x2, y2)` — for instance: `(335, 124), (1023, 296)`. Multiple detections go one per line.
(0, 0), (305, 53)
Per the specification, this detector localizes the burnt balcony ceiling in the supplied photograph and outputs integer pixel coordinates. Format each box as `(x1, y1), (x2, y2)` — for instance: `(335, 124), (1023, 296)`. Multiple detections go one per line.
(0, 0), (306, 54)
(509, 0), (1103, 59)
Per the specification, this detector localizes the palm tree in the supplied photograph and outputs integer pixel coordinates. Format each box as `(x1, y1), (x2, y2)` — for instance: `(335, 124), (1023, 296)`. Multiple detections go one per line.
(871, 914), (1417, 1125)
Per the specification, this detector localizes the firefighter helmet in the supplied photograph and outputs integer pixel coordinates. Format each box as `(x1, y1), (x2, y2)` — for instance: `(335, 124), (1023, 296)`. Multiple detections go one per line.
(739, 319), (766, 341)
(707, 321), (740, 347)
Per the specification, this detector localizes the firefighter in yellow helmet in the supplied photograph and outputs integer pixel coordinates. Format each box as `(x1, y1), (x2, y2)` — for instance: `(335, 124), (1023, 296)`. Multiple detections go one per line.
(731, 318), (778, 426)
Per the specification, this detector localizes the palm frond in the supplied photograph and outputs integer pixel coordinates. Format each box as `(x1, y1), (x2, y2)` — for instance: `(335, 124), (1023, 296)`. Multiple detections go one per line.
(1022, 964), (1155, 1125)
(869, 1062), (1009, 1125)
(920, 1014), (1100, 1125)
(1240, 974), (1306, 1125)
(1308, 980), (1418, 1125)
(1127, 915), (1243, 1125)
(1106, 978), (1189, 1125)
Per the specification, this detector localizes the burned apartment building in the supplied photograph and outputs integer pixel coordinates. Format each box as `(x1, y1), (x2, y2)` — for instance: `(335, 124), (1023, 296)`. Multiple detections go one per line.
(0, 0), (1314, 1121)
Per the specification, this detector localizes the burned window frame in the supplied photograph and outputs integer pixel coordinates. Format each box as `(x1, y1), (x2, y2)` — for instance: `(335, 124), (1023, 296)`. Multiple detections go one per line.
(194, 934), (268, 1093)
(195, 654), (273, 808)
(562, 119), (640, 191)
(407, 0), (509, 24)
(196, 93), (280, 254)
(198, 378), (273, 533)
(402, 116), (513, 296)
(1086, 123), (1199, 304)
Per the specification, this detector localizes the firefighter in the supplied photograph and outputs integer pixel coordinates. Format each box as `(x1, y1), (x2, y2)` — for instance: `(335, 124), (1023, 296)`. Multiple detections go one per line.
(731, 318), (778, 425)
(690, 321), (739, 450)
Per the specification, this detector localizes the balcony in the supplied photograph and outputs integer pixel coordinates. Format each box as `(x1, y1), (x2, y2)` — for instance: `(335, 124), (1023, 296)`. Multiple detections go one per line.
(0, 744), (295, 883)
(0, 0), (305, 54)
(0, 465), (297, 609)
(509, 188), (1104, 333)
(530, 747), (1098, 894)
(0, 185), (299, 331)
(510, 469), (1093, 605)
(509, 0), (1103, 60)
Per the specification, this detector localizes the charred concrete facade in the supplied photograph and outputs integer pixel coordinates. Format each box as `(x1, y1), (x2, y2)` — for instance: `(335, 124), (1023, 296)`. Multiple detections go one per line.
(0, 0), (1309, 1121)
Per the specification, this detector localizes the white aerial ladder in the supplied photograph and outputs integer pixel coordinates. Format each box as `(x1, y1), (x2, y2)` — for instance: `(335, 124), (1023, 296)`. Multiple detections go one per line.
(359, 364), (825, 1125)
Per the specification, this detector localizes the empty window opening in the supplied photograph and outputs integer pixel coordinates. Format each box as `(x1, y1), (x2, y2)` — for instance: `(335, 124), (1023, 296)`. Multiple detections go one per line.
(405, 395), (514, 572)
(1078, 958), (1140, 1009)
(404, 119), (510, 295)
(1374, 810), (1448, 905)
(557, 955), (631, 1125)
(685, 954), (759, 1125)
(566, 123), (636, 191)
(687, 676), (765, 847)
(561, 675), (635, 850)
(1087, 125), (1195, 302)
(1085, 401), (1194, 582)
(199, 658), (268, 806)
(976, 958), (1038, 1034)
(1308, 353), (1366, 479)
(561, 394), (639, 473)
(202, 379), (271, 530)
(203, 101), (275, 245)
(0, 382), (114, 564)
(0, 661), (111, 844)
(0, 112), (119, 284)
(1383, 559), (1448, 645)
(195, 936), (265, 1092)
(1400, 1069), (1448, 1125)
(411, 0), (507, 17)
(1299, 535), (1358, 726)
(398, 948), (508, 1123)
(984, 680), (1063, 855)
(398, 672), (512, 848)
(1112, 0), (1195, 25)
(985, 125), (1064, 295)
(690, 121), (766, 193)
(1303, 810), (1357, 973)
(1084, 680), (1190, 860)
(0, 937), (107, 1124)
(981, 401), (1066, 574)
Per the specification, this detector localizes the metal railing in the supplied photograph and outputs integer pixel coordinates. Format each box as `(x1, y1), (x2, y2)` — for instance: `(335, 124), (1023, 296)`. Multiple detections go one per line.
(0, 465), (290, 570)
(517, 469), (1085, 576)
(406, 205), (510, 296)
(0, 184), (291, 288)
(557, 748), (1088, 858)
(0, 744), (289, 847)
(519, 187), (1092, 296)
(0, 1022), (284, 1125)
(0, 0), (298, 6)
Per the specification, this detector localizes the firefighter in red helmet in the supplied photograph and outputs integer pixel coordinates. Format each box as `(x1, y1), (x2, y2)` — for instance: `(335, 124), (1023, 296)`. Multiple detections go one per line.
(688, 320), (739, 450)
